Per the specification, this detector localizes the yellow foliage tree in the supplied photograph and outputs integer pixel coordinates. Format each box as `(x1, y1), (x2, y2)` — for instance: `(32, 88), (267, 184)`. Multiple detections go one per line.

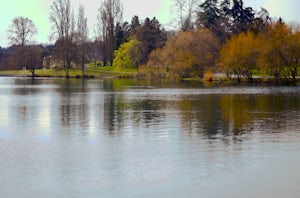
(221, 19), (300, 83)
(145, 28), (219, 79)
(219, 31), (259, 82)
(257, 19), (290, 81)
(112, 39), (141, 72)
(282, 26), (300, 81)
(259, 21), (300, 82)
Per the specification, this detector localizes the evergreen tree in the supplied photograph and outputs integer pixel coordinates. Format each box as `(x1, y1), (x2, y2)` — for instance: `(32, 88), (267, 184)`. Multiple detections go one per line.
(197, 0), (264, 42)
(134, 17), (167, 65)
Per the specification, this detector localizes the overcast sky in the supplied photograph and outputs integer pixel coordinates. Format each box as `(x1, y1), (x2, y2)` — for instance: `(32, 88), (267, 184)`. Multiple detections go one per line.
(0, 0), (299, 47)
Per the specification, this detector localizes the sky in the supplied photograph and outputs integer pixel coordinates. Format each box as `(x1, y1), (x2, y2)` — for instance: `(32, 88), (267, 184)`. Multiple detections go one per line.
(0, 0), (299, 47)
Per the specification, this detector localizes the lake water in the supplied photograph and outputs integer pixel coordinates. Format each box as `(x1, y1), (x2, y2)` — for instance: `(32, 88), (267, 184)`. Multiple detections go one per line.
(0, 77), (299, 198)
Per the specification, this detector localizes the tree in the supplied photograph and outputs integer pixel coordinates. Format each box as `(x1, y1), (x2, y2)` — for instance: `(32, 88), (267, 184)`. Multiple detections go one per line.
(257, 19), (289, 82)
(115, 21), (130, 49)
(23, 45), (43, 78)
(197, 0), (219, 29)
(130, 15), (141, 33)
(230, 0), (255, 34)
(143, 48), (166, 78)
(197, 0), (230, 41)
(134, 17), (167, 65)
(97, 0), (123, 66)
(219, 31), (259, 82)
(283, 27), (300, 82)
(88, 40), (102, 66)
(197, 0), (261, 41)
(258, 21), (300, 82)
(76, 4), (89, 78)
(51, 38), (77, 70)
(0, 48), (10, 70)
(170, 0), (200, 31)
(250, 8), (271, 34)
(5, 45), (43, 77)
(6, 45), (24, 70)
(49, 0), (75, 77)
(112, 39), (140, 71)
(6, 16), (41, 78)
(146, 28), (220, 78)
(7, 16), (38, 46)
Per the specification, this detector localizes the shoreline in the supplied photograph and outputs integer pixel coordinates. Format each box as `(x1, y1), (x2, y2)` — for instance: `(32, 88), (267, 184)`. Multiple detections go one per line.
(0, 70), (299, 85)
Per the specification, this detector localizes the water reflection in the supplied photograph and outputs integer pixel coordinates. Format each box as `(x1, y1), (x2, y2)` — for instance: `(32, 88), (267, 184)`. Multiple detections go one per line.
(54, 79), (92, 136)
(98, 88), (299, 144)
(178, 94), (222, 138)
(219, 94), (300, 135)
(104, 93), (118, 132)
(0, 77), (300, 197)
(130, 98), (165, 128)
(1, 77), (299, 141)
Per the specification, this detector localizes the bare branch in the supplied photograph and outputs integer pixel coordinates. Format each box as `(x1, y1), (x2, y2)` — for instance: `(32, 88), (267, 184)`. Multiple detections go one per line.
(170, 0), (200, 31)
(97, 0), (123, 65)
(7, 16), (37, 46)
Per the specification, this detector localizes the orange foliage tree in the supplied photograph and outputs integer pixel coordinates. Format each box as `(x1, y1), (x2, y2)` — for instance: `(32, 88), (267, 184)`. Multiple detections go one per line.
(145, 28), (220, 78)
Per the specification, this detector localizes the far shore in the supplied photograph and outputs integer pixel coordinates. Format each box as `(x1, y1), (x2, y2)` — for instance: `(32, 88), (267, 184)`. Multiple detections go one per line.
(0, 68), (136, 79)
(0, 69), (299, 85)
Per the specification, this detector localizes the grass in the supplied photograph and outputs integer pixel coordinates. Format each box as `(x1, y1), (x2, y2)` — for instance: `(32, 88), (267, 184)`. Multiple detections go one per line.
(0, 67), (298, 84)
(0, 67), (138, 78)
(0, 70), (25, 75)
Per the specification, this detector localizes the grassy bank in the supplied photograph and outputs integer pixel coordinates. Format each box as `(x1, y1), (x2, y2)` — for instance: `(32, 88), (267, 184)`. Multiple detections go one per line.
(0, 67), (138, 78)
(0, 68), (298, 85)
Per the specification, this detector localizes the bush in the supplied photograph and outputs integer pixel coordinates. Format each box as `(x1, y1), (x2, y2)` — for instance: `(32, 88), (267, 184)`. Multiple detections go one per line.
(204, 70), (214, 82)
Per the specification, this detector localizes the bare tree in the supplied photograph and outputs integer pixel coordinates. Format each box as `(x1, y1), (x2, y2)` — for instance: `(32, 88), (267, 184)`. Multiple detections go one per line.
(7, 16), (37, 46)
(76, 4), (89, 77)
(97, 0), (123, 65)
(6, 45), (43, 78)
(6, 16), (41, 78)
(49, 0), (75, 77)
(170, 0), (199, 31)
(23, 45), (43, 78)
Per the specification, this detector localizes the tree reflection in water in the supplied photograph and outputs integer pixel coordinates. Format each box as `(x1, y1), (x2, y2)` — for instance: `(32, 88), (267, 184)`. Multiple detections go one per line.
(99, 84), (300, 144)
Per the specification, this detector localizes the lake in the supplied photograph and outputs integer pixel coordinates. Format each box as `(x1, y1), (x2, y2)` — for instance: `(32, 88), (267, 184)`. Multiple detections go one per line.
(0, 77), (299, 198)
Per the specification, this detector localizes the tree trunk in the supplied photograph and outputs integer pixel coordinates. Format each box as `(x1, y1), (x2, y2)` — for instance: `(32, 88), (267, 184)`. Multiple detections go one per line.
(31, 70), (35, 79)
(81, 53), (85, 78)
(63, 60), (69, 78)
(291, 68), (297, 82)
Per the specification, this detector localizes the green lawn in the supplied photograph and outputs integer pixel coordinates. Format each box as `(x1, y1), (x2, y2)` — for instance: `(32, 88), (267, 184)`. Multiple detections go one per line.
(0, 70), (25, 75)
(0, 67), (138, 78)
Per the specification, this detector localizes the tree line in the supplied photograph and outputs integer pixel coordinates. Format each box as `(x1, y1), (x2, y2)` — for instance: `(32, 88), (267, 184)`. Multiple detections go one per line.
(0, 0), (299, 82)
(141, 0), (300, 82)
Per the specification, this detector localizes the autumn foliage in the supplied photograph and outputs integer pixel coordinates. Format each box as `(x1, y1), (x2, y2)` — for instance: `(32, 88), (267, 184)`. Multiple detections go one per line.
(1, 0), (300, 82)
(219, 20), (300, 82)
(257, 21), (300, 81)
(219, 31), (259, 82)
(142, 28), (220, 78)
